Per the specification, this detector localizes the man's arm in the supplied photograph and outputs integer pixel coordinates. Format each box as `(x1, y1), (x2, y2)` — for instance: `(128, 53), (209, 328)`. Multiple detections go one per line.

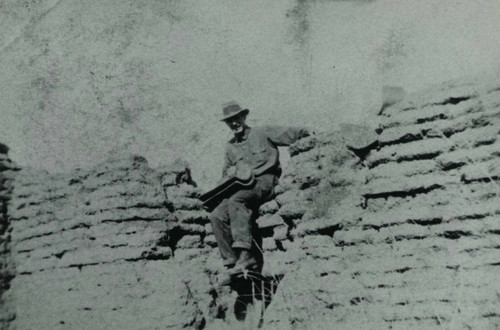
(221, 145), (234, 179)
(265, 126), (311, 146)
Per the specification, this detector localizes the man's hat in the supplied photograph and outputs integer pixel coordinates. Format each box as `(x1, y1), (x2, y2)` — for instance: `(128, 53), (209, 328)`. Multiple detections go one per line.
(220, 101), (249, 121)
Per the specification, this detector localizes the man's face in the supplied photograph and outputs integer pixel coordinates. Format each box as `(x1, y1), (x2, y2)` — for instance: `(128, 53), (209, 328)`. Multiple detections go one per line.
(224, 113), (246, 135)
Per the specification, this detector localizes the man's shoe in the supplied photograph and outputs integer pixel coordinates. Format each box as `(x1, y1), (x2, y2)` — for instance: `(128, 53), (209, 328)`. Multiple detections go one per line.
(230, 250), (257, 275)
(218, 272), (233, 287)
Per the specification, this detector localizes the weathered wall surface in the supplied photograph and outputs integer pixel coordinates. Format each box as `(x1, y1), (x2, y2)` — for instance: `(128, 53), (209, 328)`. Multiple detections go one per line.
(0, 130), (365, 330)
(2, 0), (500, 188)
(263, 76), (500, 329)
(1, 74), (500, 329)
(0, 144), (19, 328)
(4, 157), (207, 329)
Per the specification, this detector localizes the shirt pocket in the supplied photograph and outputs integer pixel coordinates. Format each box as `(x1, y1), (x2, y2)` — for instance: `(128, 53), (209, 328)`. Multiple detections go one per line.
(251, 146), (268, 165)
(231, 151), (246, 165)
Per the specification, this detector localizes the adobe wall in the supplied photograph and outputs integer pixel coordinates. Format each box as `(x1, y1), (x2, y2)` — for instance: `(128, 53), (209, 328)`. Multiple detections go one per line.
(1, 75), (499, 329)
(0, 143), (19, 328)
(0, 129), (365, 329)
(263, 76), (500, 329)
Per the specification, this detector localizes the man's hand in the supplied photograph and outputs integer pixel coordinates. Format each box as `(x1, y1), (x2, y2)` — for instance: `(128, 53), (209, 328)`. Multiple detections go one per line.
(225, 165), (237, 178)
(222, 164), (253, 182)
(235, 164), (252, 181)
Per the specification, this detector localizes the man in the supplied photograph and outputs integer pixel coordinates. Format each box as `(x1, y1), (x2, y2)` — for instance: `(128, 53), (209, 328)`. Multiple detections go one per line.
(209, 101), (310, 285)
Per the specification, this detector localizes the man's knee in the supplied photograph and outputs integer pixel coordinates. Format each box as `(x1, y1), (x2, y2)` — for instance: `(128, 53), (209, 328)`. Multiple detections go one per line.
(227, 196), (254, 216)
(209, 200), (228, 224)
(228, 194), (242, 206)
(229, 189), (257, 207)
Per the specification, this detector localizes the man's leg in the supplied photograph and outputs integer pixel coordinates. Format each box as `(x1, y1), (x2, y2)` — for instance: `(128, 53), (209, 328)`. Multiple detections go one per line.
(229, 174), (277, 250)
(209, 199), (237, 267)
(226, 186), (260, 274)
(227, 187), (261, 251)
(226, 175), (278, 274)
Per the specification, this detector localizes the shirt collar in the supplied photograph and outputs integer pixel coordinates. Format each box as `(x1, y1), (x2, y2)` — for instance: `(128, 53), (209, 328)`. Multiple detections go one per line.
(235, 125), (251, 143)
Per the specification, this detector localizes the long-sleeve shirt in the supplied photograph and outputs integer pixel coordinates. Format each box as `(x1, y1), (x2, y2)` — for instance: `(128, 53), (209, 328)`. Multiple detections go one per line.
(221, 125), (309, 179)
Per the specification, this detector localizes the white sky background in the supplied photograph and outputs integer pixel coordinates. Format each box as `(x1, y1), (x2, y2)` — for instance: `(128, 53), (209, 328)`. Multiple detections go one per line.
(0, 0), (499, 188)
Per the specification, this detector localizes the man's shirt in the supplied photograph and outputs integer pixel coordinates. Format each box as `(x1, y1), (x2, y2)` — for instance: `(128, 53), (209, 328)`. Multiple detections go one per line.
(222, 125), (309, 179)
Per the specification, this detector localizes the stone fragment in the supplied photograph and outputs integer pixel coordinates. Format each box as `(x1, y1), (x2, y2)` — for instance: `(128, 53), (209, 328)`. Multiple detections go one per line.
(177, 235), (202, 249)
(203, 234), (216, 247)
(273, 225), (288, 241)
(275, 189), (306, 206)
(257, 213), (285, 229)
(278, 202), (308, 220)
(262, 238), (277, 251)
(161, 173), (177, 187)
(167, 184), (202, 198)
(436, 139), (500, 171)
(141, 246), (172, 260)
(289, 136), (318, 156)
(174, 248), (211, 262)
(169, 197), (203, 211)
(175, 210), (209, 225)
(259, 200), (279, 215)
(274, 175), (295, 195)
(363, 173), (458, 197)
(367, 137), (450, 168)
(292, 217), (342, 238)
(460, 158), (500, 182)
(177, 223), (206, 235)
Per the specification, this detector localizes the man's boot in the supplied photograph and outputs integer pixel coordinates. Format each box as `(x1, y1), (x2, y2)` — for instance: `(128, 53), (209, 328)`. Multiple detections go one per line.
(218, 273), (233, 287)
(218, 263), (236, 287)
(230, 249), (257, 276)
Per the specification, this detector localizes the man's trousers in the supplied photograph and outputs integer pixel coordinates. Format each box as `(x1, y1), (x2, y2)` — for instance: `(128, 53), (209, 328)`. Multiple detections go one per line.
(209, 173), (277, 266)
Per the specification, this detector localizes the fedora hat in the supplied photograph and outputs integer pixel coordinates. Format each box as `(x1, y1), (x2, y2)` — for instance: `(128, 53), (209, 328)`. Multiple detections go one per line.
(220, 101), (249, 121)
